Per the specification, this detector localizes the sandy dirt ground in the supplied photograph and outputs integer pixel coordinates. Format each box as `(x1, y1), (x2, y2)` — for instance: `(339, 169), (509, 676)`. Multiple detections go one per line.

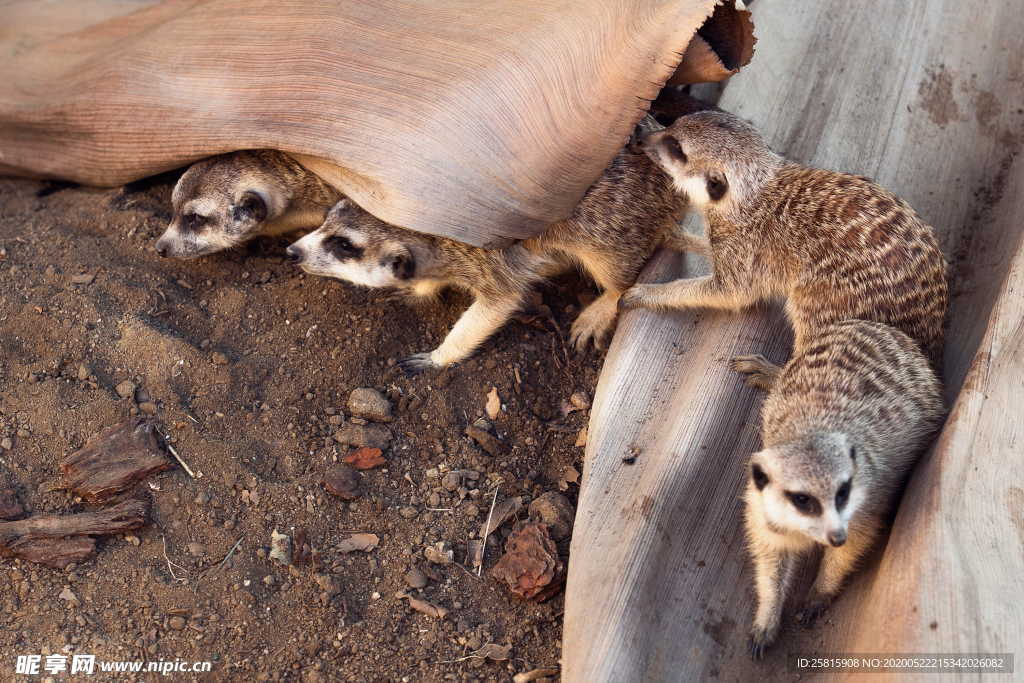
(0, 173), (606, 681)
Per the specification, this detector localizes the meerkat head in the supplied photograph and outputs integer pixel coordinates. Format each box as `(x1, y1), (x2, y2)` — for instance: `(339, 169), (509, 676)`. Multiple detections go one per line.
(748, 431), (860, 548)
(155, 152), (289, 259)
(640, 110), (781, 214)
(286, 200), (422, 287)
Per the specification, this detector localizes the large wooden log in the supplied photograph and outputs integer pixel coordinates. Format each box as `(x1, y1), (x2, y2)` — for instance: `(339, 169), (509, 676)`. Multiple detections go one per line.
(564, 0), (1024, 680)
(0, 0), (751, 247)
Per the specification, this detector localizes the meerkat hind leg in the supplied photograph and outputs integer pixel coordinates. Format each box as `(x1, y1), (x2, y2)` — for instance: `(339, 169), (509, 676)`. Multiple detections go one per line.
(399, 295), (522, 373)
(569, 290), (620, 350)
(795, 527), (877, 627)
(731, 354), (783, 390)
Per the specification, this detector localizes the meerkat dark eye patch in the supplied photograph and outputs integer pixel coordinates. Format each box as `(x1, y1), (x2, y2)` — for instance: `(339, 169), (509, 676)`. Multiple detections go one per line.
(706, 173), (728, 201)
(386, 253), (415, 280)
(662, 137), (687, 164)
(785, 491), (822, 516)
(849, 445), (857, 462)
(232, 191), (268, 224)
(324, 235), (363, 261)
(181, 212), (207, 233)
(835, 480), (851, 510)
(751, 463), (769, 490)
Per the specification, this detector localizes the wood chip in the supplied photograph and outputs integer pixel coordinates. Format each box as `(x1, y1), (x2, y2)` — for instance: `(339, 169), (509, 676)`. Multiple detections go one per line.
(473, 643), (511, 661)
(574, 426), (588, 448)
(0, 498), (149, 569)
(60, 418), (172, 502)
(513, 667), (560, 683)
(465, 425), (504, 456)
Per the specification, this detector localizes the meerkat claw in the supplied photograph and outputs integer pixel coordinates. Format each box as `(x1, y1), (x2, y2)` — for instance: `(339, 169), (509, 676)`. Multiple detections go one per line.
(748, 629), (775, 660)
(730, 354), (782, 391)
(398, 353), (439, 376)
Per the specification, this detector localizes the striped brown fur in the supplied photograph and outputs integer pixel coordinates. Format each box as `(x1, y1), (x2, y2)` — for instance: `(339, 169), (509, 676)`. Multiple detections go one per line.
(621, 110), (948, 369)
(289, 147), (686, 371)
(739, 320), (943, 657)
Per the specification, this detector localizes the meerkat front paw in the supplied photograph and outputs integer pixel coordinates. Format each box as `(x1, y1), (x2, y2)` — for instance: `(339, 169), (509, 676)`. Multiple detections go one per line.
(748, 625), (778, 660)
(397, 352), (442, 375)
(570, 294), (619, 350)
(730, 354), (782, 391)
(618, 284), (656, 311)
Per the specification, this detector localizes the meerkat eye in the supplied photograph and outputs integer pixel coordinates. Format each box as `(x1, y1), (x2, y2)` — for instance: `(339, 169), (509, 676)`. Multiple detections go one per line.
(182, 212), (206, 233)
(835, 480), (851, 510)
(663, 137), (687, 164)
(706, 173), (729, 201)
(324, 235), (363, 260)
(751, 463), (769, 490)
(785, 491), (821, 516)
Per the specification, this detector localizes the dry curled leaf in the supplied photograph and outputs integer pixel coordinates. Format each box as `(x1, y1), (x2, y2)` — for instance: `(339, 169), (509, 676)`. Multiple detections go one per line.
(557, 466), (580, 491)
(337, 533), (379, 553)
(479, 496), (522, 539)
(343, 447), (386, 470)
(398, 591), (448, 619)
(485, 387), (501, 420)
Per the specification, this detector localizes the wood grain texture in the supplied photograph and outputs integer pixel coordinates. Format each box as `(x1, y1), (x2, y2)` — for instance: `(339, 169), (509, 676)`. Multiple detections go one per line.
(0, 0), (726, 247)
(564, 0), (1024, 680)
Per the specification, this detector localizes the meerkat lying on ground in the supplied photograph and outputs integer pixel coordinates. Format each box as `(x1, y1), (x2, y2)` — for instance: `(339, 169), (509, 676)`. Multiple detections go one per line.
(155, 150), (340, 259)
(620, 110), (948, 370)
(286, 147), (686, 371)
(742, 319), (943, 658)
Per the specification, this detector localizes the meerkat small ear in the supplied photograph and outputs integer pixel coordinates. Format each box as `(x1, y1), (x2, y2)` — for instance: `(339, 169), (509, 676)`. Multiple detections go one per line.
(390, 252), (416, 280)
(706, 172), (728, 201)
(232, 190), (268, 223)
(750, 461), (769, 490)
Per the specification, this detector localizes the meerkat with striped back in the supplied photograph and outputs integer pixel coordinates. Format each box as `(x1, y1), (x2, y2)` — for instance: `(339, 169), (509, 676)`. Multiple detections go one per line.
(620, 110), (948, 373)
(286, 145), (686, 371)
(742, 319), (943, 658)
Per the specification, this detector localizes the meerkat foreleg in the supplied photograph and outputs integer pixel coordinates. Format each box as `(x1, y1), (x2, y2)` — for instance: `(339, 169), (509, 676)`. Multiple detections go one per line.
(731, 355), (784, 391)
(619, 275), (742, 312)
(399, 294), (522, 373)
(749, 543), (799, 659)
(795, 521), (878, 626)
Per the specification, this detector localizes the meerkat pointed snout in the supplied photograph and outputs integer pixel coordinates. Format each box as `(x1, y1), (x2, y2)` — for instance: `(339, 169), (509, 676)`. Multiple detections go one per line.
(155, 150), (340, 259)
(741, 320), (943, 659)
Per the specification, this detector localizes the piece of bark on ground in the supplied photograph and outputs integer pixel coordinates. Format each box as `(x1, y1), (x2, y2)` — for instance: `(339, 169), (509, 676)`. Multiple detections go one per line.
(60, 417), (172, 502)
(0, 488), (24, 520)
(490, 522), (565, 601)
(0, 498), (149, 569)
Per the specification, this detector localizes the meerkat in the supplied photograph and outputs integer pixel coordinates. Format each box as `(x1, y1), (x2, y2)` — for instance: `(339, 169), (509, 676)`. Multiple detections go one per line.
(286, 146), (686, 371)
(742, 319), (943, 658)
(155, 150), (341, 259)
(619, 110), (948, 370)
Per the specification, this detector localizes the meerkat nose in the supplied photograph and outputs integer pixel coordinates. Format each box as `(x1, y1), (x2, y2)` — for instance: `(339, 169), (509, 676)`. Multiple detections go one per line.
(155, 242), (169, 258)
(827, 530), (847, 547)
(285, 245), (303, 263)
